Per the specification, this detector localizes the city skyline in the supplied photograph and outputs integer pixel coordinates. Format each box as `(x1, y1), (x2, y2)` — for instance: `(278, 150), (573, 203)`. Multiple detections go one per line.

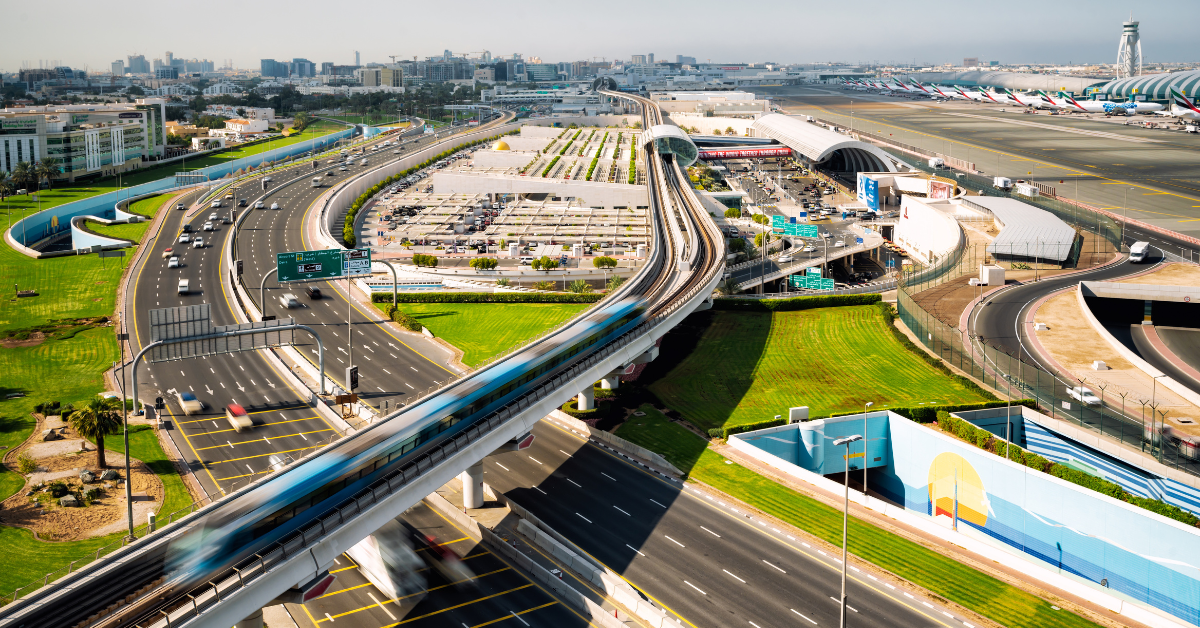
(2, 0), (1199, 73)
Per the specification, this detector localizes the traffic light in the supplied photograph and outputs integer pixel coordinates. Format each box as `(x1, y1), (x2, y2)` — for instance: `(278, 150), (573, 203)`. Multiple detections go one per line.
(155, 397), (164, 409)
(346, 366), (359, 391)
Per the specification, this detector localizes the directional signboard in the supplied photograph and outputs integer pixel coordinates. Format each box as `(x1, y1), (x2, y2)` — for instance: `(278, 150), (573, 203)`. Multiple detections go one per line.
(771, 214), (786, 229)
(789, 272), (835, 291)
(277, 248), (372, 282)
(783, 223), (819, 238)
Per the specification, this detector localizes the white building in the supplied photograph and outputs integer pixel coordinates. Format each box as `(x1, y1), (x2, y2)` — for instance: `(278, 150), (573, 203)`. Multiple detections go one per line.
(202, 82), (243, 96)
(204, 104), (275, 124)
(295, 85), (405, 96)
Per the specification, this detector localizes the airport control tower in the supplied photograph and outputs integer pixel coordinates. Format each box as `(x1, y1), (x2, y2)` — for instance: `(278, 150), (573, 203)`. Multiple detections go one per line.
(1117, 16), (1142, 79)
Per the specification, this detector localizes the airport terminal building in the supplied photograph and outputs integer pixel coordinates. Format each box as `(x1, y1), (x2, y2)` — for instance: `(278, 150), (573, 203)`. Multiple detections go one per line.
(0, 100), (168, 182)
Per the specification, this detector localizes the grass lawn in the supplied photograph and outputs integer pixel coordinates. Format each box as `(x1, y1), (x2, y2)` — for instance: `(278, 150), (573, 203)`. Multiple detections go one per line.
(324, 114), (402, 126)
(615, 405), (1100, 628)
(89, 193), (171, 245)
(0, 239), (129, 334)
(373, 302), (590, 367)
(649, 307), (986, 432)
(0, 121), (342, 225)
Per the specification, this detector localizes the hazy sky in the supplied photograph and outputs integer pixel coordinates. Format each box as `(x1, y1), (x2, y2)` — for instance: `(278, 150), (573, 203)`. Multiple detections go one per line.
(3, 0), (1197, 72)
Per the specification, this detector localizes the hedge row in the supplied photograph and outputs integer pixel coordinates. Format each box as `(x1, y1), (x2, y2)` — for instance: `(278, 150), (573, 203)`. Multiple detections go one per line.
(542, 156), (560, 177)
(342, 130), (517, 246)
(709, 400), (1028, 440)
(586, 132), (609, 181)
(628, 145), (637, 184)
(875, 301), (997, 402)
(560, 399), (608, 420)
(371, 292), (604, 304)
(712, 293), (881, 312)
(937, 411), (1200, 527)
(579, 130), (596, 156)
(559, 140), (574, 156)
(387, 307), (423, 332)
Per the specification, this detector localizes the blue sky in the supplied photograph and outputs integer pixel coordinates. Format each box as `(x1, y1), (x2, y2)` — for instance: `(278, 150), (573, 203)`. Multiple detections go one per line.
(2, 0), (1196, 72)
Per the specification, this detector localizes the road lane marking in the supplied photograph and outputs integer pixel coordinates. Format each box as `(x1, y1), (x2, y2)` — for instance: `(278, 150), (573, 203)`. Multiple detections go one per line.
(665, 535), (685, 548)
(495, 463), (509, 471)
(684, 581), (706, 595)
(575, 512), (592, 523)
(626, 544), (645, 556)
(614, 505), (631, 516)
(528, 456), (542, 465)
(564, 477), (581, 488)
(700, 526), (721, 538)
(763, 560), (786, 574)
(601, 472), (617, 481)
(367, 592), (396, 620)
(790, 609), (817, 624)
(533, 486), (546, 494)
(650, 498), (666, 508)
(723, 569), (745, 583)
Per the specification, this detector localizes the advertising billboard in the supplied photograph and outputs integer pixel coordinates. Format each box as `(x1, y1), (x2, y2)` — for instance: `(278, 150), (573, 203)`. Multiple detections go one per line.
(856, 173), (879, 211)
(697, 147), (792, 160)
(929, 179), (953, 200)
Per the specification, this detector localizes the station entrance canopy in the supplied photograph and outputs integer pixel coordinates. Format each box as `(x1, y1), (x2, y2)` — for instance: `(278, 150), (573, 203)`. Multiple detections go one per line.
(643, 125), (698, 167)
(750, 114), (898, 173)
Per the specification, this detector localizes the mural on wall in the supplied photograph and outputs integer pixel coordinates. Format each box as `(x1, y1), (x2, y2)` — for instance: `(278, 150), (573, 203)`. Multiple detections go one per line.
(927, 452), (989, 528)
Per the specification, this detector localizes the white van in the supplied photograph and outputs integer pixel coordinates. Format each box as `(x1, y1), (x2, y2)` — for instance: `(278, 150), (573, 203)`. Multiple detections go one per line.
(270, 202), (281, 210)
(1129, 241), (1151, 263)
(311, 177), (322, 188)
(178, 279), (189, 294)
(210, 200), (221, 209)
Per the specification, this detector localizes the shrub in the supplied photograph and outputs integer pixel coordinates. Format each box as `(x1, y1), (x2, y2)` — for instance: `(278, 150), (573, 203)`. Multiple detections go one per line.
(469, 257), (498, 270)
(48, 481), (69, 498)
(372, 292), (601, 304)
(724, 207), (740, 219)
(388, 308), (423, 332)
(592, 256), (617, 269)
(495, 277), (511, 287)
(568, 279), (593, 294)
(542, 156), (561, 177)
(17, 451), (37, 474)
(560, 399), (608, 420)
(532, 281), (555, 291)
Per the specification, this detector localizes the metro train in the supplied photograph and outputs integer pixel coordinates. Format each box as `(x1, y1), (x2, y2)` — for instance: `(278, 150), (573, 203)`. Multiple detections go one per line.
(167, 296), (647, 583)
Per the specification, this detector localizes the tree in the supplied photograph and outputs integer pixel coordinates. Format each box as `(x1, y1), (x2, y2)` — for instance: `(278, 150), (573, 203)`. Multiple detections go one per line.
(755, 232), (773, 248)
(11, 161), (34, 193)
(34, 159), (61, 190)
(0, 171), (11, 201)
(725, 126), (736, 136)
(126, 85), (145, 96)
(469, 257), (498, 270)
(606, 275), (625, 291)
(592, 256), (617, 269)
(716, 277), (741, 296)
(531, 257), (542, 271)
(724, 207), (740, 219)
(631, 121), (642, 130)
(713, 129), (721, 135)
(537, 256), (559, 271)
(568, 279), (593, 294)
(728, 238), (746, 253)
(68, 397), (123, 469)
(166, 133), (188, 146)
(292, 110), (311, 132)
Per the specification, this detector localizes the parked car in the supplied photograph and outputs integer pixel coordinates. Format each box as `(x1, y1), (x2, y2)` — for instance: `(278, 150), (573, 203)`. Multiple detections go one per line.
(1068, 386), (1101, 406)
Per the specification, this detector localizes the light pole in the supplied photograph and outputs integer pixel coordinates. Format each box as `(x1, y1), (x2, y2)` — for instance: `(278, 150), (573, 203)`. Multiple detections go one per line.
(862, 401), (873, 498)
(112, 358), (133, 540)
(1122, 187), (1134, 249)
(833, 434), (863, 628)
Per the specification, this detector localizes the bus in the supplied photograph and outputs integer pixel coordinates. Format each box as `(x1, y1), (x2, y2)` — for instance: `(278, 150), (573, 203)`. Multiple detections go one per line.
(312, 177), (322, 188)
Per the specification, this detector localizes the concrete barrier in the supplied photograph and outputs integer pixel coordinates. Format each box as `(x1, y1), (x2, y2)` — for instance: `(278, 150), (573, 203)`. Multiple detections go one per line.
(549, 410), (683, 475)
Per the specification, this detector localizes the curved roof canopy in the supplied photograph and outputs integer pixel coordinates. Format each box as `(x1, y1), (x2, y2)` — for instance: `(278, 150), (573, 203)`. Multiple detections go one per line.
(644, 125), (698, 167)
(904, 71), (1109, 94)
(750, 114), (899, 173)
(1102, 70), (1200, 100)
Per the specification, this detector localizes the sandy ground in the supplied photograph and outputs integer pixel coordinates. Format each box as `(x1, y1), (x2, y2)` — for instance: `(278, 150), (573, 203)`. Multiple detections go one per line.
(1034, 290), (1200, 427)
(1, 416), (163, 541)
(1120, 262), (1200, 286)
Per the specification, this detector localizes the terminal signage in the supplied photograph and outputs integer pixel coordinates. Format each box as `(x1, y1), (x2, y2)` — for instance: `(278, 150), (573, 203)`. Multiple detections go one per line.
(118, 112), (143, 119)
(771, 215), (785, 229)
(697, 147), (793, 160)
(276, 248), (372, 282)
(857, 173), (880, 211)
(1, 118), (37, 130)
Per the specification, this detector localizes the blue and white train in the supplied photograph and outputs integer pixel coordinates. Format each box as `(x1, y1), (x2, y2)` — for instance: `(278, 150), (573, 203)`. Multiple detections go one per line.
(167, 296), (646, 581)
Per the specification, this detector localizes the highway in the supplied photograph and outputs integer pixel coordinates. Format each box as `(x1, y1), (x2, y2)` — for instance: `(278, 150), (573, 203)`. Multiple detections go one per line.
(479, 419), (971, 628)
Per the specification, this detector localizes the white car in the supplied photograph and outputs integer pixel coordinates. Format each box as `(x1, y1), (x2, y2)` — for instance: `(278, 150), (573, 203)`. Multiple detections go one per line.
(203, 222), (214, 231)
(777, 255), (794, 263)
(192, 237), (204, 248)
(178, 233), (190, 244)
(802, 245), (816, 253)
(834, 240), (846, 247)
(167, 256), (180, 268)
(209, 213), (218, 221)
(1068, 387), (1101, 406)
(254, 201), (265, 209)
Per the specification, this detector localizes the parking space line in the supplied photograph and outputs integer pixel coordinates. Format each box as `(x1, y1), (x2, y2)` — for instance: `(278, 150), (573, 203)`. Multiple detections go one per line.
(193, 429), (333, 451)
(468, 602), (558, 628)
(181, 415), (325, 438)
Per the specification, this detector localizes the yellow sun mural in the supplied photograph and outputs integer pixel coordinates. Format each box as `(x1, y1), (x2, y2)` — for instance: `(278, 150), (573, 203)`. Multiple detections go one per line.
(928, 452), (989, 527)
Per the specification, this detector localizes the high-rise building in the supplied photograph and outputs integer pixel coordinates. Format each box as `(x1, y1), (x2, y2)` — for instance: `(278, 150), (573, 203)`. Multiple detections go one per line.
(444, 49), (453, 60)
(261, 59), (285, 77)
(165, 51), (174, 67)
(963, 57), (979, 67)
(126, 55), (150, 74)
(631, 55), (647, 65)
(54, 66), (75, 80)
(676, 55), (697, 65)
(355, 51), (360, 66)
(648, 53), (654, 64)
(526, 64), (558, 81)
(111, 60), (125, 76)
(381, 67), (403, 87)
(291, 58), (315, 77)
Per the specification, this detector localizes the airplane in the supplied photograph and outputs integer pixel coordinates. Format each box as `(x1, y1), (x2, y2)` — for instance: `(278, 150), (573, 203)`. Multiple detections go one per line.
(975, 86), (1016, 105)
(953, 85), (988, 102)
(1034, 91), (1076, 110)
(930, 84), (966, 100)
(1058, 92), (1164, 115)
(1155, 87), (1200, 122)
(1000, 88), (1047, 108)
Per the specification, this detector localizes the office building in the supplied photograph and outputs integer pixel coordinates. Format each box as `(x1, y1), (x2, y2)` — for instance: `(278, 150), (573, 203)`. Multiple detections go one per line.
(355, 51), (360, 66)
(0, 100), (168, 182)
(155, 67), (179, 79)
(424, 60), (470, 82)
(126, 55), (150, 74)
(291, 58), (315, 78)
(110, 60), (124, 76)
(963, 57), (979, 67)
(649, 53), (655, 64)
(321, 62), (334, 76)
(677, 55), (697, 65)
(261, 59), (286, 78)
(631, 55), (647, 65)
(526, 64), (559, 82)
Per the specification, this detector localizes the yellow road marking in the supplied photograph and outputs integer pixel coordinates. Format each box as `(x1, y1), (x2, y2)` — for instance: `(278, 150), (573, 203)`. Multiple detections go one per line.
(315, 584), (534, 624)
(467, 602), (559, 628)
(208, 445), (319, 465)
(194, 428), (333, 451)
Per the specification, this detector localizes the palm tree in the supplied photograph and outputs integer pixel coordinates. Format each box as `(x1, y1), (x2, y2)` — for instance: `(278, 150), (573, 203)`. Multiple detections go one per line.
(606, 275), (625, 291)
(567, 279), (593, 294)
(11, 161), (34, 193)
(68, 397), (123, 469)
(34, 158), (61, 190)
(0, 171), (11, 201)
(716, 277), (741, 296)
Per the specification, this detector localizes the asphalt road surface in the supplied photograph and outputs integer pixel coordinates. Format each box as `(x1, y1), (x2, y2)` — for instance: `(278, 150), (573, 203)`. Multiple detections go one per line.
(767, 86), (1200, 237)
(481, 420), (972, 628)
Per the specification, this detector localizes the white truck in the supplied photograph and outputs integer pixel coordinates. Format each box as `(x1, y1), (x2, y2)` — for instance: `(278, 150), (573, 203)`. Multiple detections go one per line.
(177, 279), (189, 294)
(312, 177), (322, 188)
(993, 177), (1012, 190)
(1129, 241), (1151, 263)
(928, 157), (945, 169)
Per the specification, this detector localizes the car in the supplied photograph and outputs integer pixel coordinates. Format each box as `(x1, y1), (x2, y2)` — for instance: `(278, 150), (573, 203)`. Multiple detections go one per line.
(225, 404), (253, 432)
(777, 255), (794, 263)
(192, 237), (204, 248)
(177, 278), (189, 294)
(161, 247), (175, 259)
(280, 293), (299, 308)
(326, 170), (336, 176)
(167, 256), (180, 268)
(393, 150), (401, 154)
(340, 166), (348, 171)
(254, 201), (265, 209)
(238, 199), (248, 207)
(208, 213), (218, 221)
(178, 233), (190, 244)
(270, 202), (281, 210)
(305, 286), (322, 300)
(210, 200), (222, 209)
(834, 240), (845, 247)
(1068, 386), (1102, 406)
(802, 245), (816, 253)
(222, 215), (232, 224)
(176, 391), (203, 415)
(203, 222), (214, 231)
(176, 203), (186, 211)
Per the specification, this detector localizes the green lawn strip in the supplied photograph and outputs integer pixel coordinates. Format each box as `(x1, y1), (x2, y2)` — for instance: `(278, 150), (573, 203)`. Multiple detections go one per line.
(372, 302), (589, 367)
(616, 406), (1098, 628)
(0, 526), (125, 595)
(0, 236), (128, 333)
(0, 327), (119, 500)
(648, 307), (986, 432)
(324, 114), (402, 126)
(99, 424), (192, 516)
(0, 123), (341, 223)
(89, 193), (172, 245)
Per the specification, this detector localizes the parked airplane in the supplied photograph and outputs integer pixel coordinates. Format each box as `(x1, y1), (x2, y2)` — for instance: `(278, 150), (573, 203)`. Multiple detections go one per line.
(1000, 88), (1047, 108)
(953, 86), (988, 102)
(1156, 88), (1200, 121)
(1034, 91), (1075, 110)
(930, 84), (966, 100)
(1057, 92), (1164, 115)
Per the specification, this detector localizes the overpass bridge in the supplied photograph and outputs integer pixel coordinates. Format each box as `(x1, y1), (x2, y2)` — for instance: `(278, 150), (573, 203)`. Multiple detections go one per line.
(0, 95), (724, 628)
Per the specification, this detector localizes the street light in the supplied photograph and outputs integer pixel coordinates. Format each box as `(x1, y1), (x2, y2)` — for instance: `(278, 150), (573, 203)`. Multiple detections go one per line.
(862, 402), (873, 499)
(1122, 187), (1134, 249)
(833, 434), (863, 628)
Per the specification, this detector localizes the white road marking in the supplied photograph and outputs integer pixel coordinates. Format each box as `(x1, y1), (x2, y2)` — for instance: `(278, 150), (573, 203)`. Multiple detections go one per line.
(700, 526), (721, 538)
(533, 486), (546, 495)
(410, 366), (417, 371)
(405, 383), (413, 389)
(626, 544), (645, 556)
(649, 498), (666, 508)
(903, 592), (914, 599)
(684, 581), (706, 595)
(508, 611), (529, 627)
(382, 369), (391, 375)
(559, 449), (572, 457)
(575, 512), (592, 523)
(763, 560), (786, 573)
(528, 456), (542, 465)
(665, 535), (685, 548)
(724, 569), (745, 583)
(614, 505), (631, 516)
(790, 609), (817, 624)
(325, 613), (335, 622)
(601, 472), (617, 481)
(495, 463), (509, 472)
(367, 593), (396, 620)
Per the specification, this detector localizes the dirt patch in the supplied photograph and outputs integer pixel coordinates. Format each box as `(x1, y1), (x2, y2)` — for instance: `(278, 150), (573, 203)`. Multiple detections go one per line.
(1120, 262), (1200, 286)
(1, 317), (109, 348)
(1, 332), (45, 348)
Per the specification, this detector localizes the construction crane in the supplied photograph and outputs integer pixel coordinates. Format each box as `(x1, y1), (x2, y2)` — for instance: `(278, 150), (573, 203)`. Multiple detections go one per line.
(388, 55), (399, 64)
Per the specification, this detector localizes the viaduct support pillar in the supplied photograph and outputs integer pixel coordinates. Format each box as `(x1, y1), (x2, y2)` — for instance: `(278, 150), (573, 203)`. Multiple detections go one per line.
(234, 608), (263, 628)
(460, 461), (485, 509)
(577, 386), (594, 411)
(600, 374), (620, 390)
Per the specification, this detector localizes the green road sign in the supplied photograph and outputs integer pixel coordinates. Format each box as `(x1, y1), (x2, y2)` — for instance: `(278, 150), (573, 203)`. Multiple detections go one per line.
(789, 273), (835, 291)
(807, 267), (821, 276)
(771, 214), (785, 228)
(277, 248), (372, 282)
(783, 223), (818, 238)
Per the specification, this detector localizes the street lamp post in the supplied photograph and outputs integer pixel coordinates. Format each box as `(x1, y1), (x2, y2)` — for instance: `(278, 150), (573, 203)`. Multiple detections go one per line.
(833, 434), (863, 628)
(862, 401), (873, 499)
(112, 358), (133, 540)
(1122, 187), (1134, 250)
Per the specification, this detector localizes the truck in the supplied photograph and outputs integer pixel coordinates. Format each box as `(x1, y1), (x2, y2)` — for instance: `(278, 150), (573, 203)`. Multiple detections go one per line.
(1129, 241), (1151, 263)
(993, 177), (1012, 190)
(927, 157), (945, 169)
